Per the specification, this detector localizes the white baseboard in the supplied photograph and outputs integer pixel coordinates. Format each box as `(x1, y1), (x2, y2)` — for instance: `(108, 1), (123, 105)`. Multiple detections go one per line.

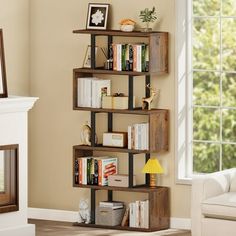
(0, 224), (35, 236)
(28, 208), (191, 230)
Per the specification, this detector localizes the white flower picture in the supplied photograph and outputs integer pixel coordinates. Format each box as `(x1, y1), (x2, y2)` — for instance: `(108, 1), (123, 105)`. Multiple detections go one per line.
(91, 10), (104, 25)
(87, 4), (109, 30)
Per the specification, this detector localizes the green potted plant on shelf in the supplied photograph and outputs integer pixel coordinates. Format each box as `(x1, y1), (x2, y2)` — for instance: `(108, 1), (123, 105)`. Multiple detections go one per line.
(139, 6), (158, 32)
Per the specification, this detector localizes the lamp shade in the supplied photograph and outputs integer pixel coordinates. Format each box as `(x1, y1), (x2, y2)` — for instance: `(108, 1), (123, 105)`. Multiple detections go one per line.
(142, 158), (164, 174)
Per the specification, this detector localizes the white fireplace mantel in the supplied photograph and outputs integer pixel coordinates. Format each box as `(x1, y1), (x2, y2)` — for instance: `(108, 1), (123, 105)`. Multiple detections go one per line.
(0, 96), (38, 236)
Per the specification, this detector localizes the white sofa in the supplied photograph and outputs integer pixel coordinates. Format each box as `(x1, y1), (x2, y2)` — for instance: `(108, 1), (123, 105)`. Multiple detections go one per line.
(191, 168), (236, 236)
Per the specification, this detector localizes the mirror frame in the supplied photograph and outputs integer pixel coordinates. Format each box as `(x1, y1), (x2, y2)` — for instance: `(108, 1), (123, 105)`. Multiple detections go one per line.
(0, 29), (8, 98)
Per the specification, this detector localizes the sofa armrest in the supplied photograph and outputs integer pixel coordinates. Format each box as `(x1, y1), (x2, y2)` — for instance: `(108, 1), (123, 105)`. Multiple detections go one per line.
(191, 168), (234, 236)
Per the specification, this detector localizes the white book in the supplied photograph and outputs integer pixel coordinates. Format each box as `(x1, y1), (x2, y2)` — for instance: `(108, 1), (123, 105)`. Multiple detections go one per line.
(134, 124), (138, 150)
(144, 200), (149, 228)
(117, 44), (122, 71)
(137, 45), (142, 72)
(85, 78), (93, 107)
(77, 78), (82, 107)
(129, 203), (135, 227)
(140, 123), (145, 150)
(140, 201), (145, 228)
(128, 126), (132, 149)
(140, 200), (149, 228)
(146, 123), (149, 150)
(138, 124), (142, 150)
(135, 200), (141, 227)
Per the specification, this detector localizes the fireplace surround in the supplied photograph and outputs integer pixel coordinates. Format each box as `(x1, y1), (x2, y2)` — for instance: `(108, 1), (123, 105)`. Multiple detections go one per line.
(0, 96), (37, 236)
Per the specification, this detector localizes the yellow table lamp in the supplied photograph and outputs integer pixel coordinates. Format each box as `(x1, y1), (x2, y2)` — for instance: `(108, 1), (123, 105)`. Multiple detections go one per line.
(142, 158), (164, 188)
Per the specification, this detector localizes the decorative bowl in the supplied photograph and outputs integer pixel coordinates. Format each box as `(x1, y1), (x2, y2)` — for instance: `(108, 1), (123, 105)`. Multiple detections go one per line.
(120, 24), (135, 32)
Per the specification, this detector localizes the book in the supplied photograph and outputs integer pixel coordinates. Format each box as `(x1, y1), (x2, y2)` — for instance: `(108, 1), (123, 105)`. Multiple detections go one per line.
(121, 207), (129, 227)
(74, 158), (79, 184)
(140, 200), (149, 228)
(129, 202), (135, 227)
(97, 157), (118, 186)
(99, 201), (124, 207)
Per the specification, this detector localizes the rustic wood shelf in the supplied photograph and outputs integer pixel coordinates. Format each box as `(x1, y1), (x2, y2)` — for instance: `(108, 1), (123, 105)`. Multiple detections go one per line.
(73, 29), (168, 37)
(73, 222), (165, 232)
(73, 145), (150, 154)
(73, 184), (166, 193)
(73, 106), (168, 115)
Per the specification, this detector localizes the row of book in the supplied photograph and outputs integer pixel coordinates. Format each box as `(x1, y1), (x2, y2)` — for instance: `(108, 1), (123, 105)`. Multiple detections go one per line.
(74, 156), (118, 186)
(129, 200), (149, 228)
(110, 43), (149, 72)
(128, 123), (149, 150)
(77, 77), (111, 108)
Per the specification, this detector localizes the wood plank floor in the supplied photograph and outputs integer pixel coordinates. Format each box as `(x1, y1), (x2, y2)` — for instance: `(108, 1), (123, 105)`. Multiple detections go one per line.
(29, 220), (191, 236)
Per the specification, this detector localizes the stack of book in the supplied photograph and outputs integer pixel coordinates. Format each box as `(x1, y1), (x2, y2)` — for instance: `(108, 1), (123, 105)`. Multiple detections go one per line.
(129, 200), (149, 228)
(74, 156), (118, 186)
(77, 77), (111, 108)
(128, 123), (149, 150)
(111, 43), (149, 72)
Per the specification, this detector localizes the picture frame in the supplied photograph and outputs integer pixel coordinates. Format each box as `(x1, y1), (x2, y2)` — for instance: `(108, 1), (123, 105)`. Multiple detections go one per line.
(86, 3), (109, 30)
(83, 45), (98, 68)
(0, 29), (8, 98)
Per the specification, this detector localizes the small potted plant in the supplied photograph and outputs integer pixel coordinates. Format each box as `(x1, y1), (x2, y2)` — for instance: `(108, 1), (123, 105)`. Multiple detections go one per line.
(139, 6), (158, 32)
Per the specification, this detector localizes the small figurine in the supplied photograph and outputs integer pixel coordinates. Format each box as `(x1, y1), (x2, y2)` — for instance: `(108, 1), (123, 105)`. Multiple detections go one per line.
(142, 84), (158, 110)
(80, 122), (92, 146)
(119, 18), (136, 32)
(77, 199), (91, 224)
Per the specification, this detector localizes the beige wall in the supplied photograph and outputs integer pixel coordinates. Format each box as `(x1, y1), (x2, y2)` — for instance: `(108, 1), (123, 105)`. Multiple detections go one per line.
(28, 0), (191, 218)
(0, 0), (30, 95)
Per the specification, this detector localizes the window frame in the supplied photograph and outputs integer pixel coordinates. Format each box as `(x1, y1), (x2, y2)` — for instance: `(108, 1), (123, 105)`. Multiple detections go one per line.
(175, 0), (193, 184)
(176, 0), (236, 183)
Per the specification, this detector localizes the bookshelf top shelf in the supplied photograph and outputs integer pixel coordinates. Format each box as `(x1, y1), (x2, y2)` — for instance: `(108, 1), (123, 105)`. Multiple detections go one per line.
(73, 183), (168, 193)
(73, 29), (168, 37)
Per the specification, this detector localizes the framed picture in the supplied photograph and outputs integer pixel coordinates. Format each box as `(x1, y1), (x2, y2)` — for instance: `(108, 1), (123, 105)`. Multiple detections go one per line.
(0, 29), (7, 98)
(86, 3), (109, 30)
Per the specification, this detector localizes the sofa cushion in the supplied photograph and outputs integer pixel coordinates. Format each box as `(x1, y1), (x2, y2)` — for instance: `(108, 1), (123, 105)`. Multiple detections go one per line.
(202, 192), (236, 221)
(230, 172), (236, 192)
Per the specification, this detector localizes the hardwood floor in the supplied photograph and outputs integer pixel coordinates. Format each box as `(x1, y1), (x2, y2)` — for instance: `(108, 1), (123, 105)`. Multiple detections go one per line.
(29, 219), (191, 236)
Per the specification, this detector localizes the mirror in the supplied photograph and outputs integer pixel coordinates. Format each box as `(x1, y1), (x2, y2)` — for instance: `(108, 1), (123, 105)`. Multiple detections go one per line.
(0, 29), (8, 98)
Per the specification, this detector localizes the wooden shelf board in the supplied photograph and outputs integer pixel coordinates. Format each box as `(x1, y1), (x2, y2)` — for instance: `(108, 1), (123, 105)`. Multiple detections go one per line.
(73, 144), (151, 154)
(73, 184), (166, 193)
(73, 107), (168, 115)
(73, 67), (153, 76)
(73, 29), (168, 37)
(73, 222), (167, 232)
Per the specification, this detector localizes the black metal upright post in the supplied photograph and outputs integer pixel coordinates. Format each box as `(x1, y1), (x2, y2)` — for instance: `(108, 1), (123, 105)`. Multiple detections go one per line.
(128, 75), (134, 110)
(108, 190), (113, 202)
(145, 75), (151, 97)
(145, 153), (151, 186)
(91, 189), (96, 224)
(108, 112), (113, 132)
(91, 112), (96, 147)
(128, 153), (134, 188)
(91, 34), (96, 69)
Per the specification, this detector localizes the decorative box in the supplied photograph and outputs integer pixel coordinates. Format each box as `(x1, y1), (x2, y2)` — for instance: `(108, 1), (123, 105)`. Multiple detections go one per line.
(103, 132), (128, 147)
(95, 206), (125, 226)
(113, 96), (128, 109)
(102, 96), (113, 109)
(108, 174), (136, 187)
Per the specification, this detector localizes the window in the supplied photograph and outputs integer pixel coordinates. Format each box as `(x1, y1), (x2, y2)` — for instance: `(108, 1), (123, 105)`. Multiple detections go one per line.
(176, 0), (236, 181)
